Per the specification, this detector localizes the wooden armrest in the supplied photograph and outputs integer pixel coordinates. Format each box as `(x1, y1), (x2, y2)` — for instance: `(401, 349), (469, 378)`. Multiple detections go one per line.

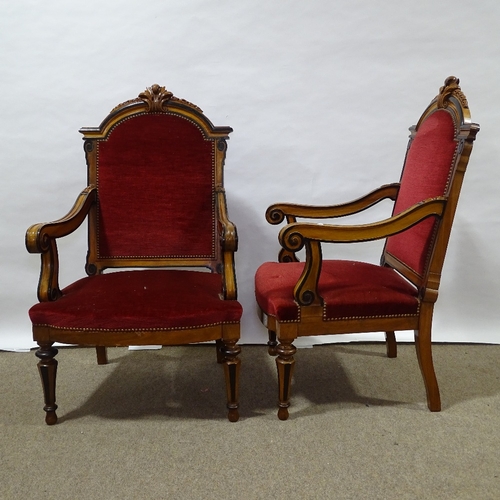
(279, 197), (446, 307)
(280, 197), (446, 250)
(216, 188), (238, 253)
(266, 183), (400, 225)
(26, 186), (97, 253)
(26, 186), (97, 301)
(216, 187), (238, 300)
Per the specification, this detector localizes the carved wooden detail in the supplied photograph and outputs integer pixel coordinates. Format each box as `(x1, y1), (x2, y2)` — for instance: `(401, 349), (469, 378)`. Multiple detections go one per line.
(26, 85), (240, 424)
(257, 76), (479, 419)
(138, 84), (174, 112)
(276, 340), (297, 421)
(221, 339), (241, 422)
(35, 343), (59, 425)
(109, 97), (142, 114)
(171, 96), (203, 113)
(437, 76), (469, 109)
(121, 84), (206, 114)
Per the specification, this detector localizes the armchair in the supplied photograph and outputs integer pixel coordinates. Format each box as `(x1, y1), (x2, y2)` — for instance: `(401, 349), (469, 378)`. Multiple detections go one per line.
(27, 84), (242, 424)
(255, 77), (479, 419)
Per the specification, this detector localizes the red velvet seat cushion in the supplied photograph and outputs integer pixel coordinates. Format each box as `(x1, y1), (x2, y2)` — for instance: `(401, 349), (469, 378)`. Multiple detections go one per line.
(255, 261), (419, 322)
(29, 270), (242, 331)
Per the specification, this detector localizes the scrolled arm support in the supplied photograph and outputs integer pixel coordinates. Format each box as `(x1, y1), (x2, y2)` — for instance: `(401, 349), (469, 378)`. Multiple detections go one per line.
(26, 186), (97, 252)
(294, 240), (323, 306)
(26, 186), (97, 302)
(277, 248), (300, 263)
(279, 197), (446, 246)
(268, 183), (400, 262)
(266, 206), (295, 225)
(280, 229), (307, 254)
(278, 197), (447, 308)
(216, 187), (238, 300)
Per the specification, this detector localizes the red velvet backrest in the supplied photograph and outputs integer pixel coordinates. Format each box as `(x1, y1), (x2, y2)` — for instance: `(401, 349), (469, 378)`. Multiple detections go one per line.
(96, 113), (216, 260)
(385, 110), (458, 276)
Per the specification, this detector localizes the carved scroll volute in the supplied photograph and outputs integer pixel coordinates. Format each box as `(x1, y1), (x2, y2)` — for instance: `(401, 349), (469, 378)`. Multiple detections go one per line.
(437, 76), (469, 109)
(138, 84), (173, 112)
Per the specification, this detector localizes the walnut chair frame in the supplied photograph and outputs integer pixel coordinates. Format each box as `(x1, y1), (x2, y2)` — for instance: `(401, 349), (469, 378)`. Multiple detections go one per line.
(255, 77), (479, 419)
(27, 84), (242, 424)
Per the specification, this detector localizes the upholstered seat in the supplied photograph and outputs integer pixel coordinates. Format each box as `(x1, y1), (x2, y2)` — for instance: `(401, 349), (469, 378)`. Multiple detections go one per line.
(256, 261), (419, 323)
(29, 270), (242, 333)
(26, 84), (242, 424)
(255, 77), (479, 419)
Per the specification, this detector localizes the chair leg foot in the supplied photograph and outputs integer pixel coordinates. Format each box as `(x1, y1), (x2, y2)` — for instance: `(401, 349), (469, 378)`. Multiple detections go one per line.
(35, 343), (59, 425)
(221, 339), (241, 422)
(414, 329), (441, 411)
(227, 408), (239, 422)
(276, 340), (296, 420)
(278, 406), (289, 421)
(45, 411), (58, 426)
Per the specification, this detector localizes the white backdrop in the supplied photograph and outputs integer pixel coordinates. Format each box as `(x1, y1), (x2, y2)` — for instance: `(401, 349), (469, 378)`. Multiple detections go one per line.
(1, 0), (499, 350)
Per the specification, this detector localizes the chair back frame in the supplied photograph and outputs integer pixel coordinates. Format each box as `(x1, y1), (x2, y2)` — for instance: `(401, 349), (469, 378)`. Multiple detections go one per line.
(80, 84), (234, 277)
(382, 77), (480, 303)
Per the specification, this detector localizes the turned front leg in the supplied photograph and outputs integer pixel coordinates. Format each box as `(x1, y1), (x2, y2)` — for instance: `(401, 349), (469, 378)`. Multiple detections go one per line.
(35, 343), (59, 425)
(276, 340), (296, 420)
(221, 339), (241, 422)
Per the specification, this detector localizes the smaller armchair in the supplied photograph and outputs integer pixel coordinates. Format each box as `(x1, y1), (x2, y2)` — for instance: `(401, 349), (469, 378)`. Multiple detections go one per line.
(255, 77), (479, 419)
(27, 84), (242, 424)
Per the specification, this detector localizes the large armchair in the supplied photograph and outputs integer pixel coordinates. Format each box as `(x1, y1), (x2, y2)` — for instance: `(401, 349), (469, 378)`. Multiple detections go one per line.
(27, 84), (242, 424)
(255, 77), (479, 419)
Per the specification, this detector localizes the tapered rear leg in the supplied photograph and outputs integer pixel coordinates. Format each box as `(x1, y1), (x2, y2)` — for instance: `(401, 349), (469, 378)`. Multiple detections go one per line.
(35, 342), (59, 425)
(95, 346), (108, 365)
(221, 339), (241, 422)
(385, 331), (397, 358)
(276, 340), (296, 420)
(414, 327), (441, 411)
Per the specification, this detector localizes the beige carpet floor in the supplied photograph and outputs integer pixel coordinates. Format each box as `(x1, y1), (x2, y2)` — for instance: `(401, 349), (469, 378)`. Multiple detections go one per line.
(1, 343), (499, 499)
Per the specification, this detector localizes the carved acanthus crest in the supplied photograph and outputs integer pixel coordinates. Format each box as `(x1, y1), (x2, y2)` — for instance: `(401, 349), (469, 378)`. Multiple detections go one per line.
(138, 84), (174, 112)
(437, 76), (469, 109)
(110, 84), (204, 114)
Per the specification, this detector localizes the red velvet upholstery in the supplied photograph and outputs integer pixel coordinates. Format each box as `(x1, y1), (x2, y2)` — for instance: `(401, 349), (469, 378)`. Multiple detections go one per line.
(27, 85), (242, 424)
(255, 260), (419, 323)
(97, 114), (215, 259)
(29, 270), (242, 331)
(385, 110), (458, 275)
(253, 78), (479, 419)
(255, 111), (457, 325)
